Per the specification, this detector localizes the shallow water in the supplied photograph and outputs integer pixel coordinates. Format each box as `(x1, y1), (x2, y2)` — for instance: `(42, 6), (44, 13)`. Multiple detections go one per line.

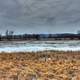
(0, 40), (80, 52)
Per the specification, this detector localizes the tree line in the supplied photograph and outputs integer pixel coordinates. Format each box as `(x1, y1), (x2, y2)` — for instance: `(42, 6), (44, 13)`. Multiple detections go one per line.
(0, 30), (52, 41)
(0, 30), (80, 41)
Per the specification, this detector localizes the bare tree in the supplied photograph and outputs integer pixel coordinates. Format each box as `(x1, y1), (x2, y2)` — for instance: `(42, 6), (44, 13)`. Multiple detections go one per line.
(6, 30), (9, 36)
(0, 34), (2, 41)
(5, 30), (14, 40)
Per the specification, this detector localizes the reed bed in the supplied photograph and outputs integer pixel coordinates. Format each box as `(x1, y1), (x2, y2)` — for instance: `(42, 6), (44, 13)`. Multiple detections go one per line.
(0, 51), (80, 80)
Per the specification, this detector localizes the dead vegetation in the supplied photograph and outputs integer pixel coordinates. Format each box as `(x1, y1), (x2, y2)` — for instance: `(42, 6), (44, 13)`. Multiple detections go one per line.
(0, 51), (80, 80)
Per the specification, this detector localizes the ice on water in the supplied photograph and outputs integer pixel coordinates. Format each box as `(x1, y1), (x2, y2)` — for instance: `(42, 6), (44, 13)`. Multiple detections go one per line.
(0, 40), (80, 52)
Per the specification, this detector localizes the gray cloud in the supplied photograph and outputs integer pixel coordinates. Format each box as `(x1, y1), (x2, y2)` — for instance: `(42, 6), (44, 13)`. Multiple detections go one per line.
(0, 0), (80, 34)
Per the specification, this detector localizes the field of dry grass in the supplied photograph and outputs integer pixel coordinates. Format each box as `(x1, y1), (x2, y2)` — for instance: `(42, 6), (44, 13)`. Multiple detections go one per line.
(0, 51), (80, 80)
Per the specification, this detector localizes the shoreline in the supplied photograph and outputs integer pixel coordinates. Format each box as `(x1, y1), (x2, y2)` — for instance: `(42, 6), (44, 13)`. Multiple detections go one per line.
(1, 50), (80, 53)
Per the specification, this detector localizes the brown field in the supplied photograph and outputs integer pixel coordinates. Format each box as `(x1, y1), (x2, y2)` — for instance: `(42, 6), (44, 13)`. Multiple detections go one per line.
(0, 51), (80, 80)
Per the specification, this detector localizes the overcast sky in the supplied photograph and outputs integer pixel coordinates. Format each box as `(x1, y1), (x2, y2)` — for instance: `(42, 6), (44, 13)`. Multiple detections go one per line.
(0, 0), (80, 34)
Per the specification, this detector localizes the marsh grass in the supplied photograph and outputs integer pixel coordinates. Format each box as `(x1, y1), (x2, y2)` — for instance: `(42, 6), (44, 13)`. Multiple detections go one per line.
(0, 51), (80, 80)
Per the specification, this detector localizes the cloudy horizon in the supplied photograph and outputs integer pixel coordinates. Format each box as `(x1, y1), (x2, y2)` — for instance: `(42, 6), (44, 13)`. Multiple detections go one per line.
(0, 0), (80, 34)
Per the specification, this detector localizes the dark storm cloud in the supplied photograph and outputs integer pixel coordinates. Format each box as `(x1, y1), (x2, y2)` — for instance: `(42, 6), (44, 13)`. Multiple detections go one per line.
(0, 0), (80, 34)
